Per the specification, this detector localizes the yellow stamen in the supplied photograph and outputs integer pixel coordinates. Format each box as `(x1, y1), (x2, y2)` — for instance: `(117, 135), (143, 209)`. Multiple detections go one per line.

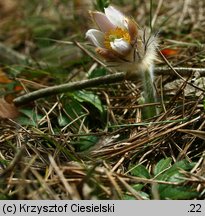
(104, 27), (131, 50)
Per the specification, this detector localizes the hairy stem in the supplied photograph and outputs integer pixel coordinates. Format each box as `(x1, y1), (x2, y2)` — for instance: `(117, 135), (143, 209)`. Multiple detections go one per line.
(141, 66), (157, 118)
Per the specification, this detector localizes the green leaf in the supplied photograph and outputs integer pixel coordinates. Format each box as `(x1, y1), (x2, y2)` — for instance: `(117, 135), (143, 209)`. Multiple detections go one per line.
(73, 90), (104, 114)
(72, 135), (99, 152)
(88, 67), (107, 79)
(58, 113), (69, 127)
(159, 186), (198, 200)
(58, 100), (86, 127)
(154, 157), (172, 176)
(154, 159), (198, 199)
(156, 159), (196, 182)
(132, 184), (144, 191)
(130, 164), (151, 179)
(17, 108), (43, 127)
(171, 159), (196, 171)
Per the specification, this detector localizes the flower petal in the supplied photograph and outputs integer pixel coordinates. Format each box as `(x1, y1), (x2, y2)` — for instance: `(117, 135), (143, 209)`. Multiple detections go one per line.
(85, 29), (104, 47)
(96, 47), (118, 60)
(91, 11), (115, 32)
(110, 38), (131, 55)
(104, 6), (127, 29)
(127, 19), (138, 43)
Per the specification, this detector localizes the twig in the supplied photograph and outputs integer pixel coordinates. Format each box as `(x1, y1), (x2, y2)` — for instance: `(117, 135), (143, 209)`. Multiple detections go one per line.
(6, 40), (205, 106)
(13, 72), (126, 106)
(155, 66), (205, 76)
(13, 66), (205, 106)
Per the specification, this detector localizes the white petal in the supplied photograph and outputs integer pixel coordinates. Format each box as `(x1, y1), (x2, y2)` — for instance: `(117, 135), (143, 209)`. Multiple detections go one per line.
(86, 29), (104, 47)
(104, 6), (127, 29)
(110, 38), (131, 55)
(91, 11), (115, 32)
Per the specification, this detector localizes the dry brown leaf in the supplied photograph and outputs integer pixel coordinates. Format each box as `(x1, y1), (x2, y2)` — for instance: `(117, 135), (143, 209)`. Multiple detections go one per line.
(0, 98), (19, 119)
(0, 68), (12, 84)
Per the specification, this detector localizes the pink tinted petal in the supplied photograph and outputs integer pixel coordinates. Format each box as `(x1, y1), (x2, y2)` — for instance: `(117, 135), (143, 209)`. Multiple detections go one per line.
(127, 19), (138, 43)
(86, 29), (104, 47)
(104, 6), (127, 29)
(110, 38), (131, 55)
(91, 11), (115, 32)
(96, 47), (118, 60)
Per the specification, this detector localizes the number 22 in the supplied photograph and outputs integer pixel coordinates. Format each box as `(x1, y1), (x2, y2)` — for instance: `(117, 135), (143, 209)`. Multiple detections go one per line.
(189, 204), (201, 212)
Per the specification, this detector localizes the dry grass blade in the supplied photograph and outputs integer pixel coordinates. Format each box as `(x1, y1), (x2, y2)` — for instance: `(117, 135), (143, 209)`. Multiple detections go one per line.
(178, 129), (205, 140)
(49, 155), (81, 200)
(91, 115), (201, 158)
(117, 176), (144, 200)
(105, 169), (123, 199)
(0, 146), (24, 178)
(28, 168), (59, 200)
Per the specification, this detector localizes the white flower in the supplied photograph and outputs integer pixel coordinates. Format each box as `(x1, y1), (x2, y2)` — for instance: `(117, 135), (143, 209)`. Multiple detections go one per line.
(86, 6), (158, 73)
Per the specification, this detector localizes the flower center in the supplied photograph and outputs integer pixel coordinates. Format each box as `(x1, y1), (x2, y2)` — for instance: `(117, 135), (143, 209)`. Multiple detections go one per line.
(104, 27), (131, 50)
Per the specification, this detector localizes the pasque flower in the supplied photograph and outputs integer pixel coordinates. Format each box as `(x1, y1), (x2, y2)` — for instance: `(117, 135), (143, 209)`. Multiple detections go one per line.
(86, 6), (158, 74)
(86, 6), (158, 118)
